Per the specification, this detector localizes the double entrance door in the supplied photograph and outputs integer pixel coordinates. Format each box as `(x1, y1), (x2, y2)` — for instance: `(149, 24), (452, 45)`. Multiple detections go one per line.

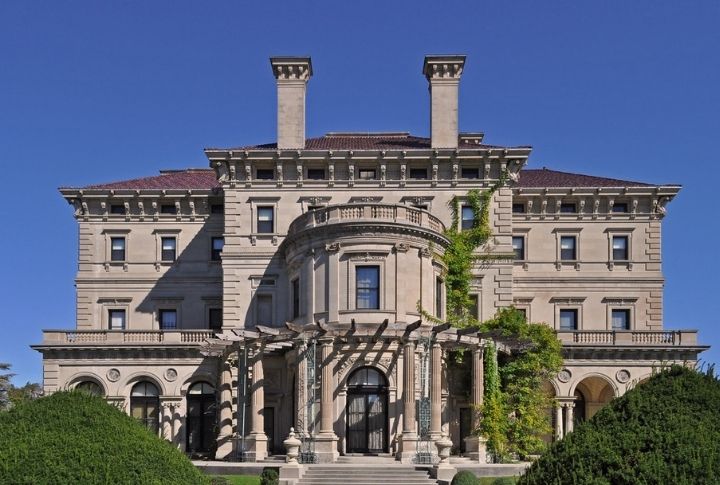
(346, 390), (388, 453)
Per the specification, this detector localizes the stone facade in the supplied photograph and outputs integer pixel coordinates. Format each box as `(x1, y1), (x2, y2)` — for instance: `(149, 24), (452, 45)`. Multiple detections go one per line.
(34, 55), (707, 463)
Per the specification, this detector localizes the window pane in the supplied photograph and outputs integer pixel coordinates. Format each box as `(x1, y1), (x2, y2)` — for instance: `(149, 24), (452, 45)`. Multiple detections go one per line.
(307, 168), (325, 180)
(256, 169), (274, 180)
(461, 206), (475, 230)
(359, 169), (376, 180)
(111, 238), (125, 261)
(559, 309), (578, 330)
(257, 207), (274, 233)
(435, 278), (443, 318)
(410, 168), (428, 179)
(109, 310), (126, 330)
(356, 266), (380, 309)
(292, 278), (300, 319)
(161, 237), (176, 261)
(162, 238), (176, 250)
(160, 204), (176, 214)
(612, 236), (628, 260)
(512, 236), (525, 260)
(211, 237), (224, 261)
(560, 203), (576, 213)
(468, 294), (479, 319)
(512, 203), (525, 214)
(461, 167), (479, 179)
(560, 236), (576, 260)
(160, 310), (177, 329)
(612, 309), (630, 330)
(110, 204), (125, 215)
(612, 203), (628, 213)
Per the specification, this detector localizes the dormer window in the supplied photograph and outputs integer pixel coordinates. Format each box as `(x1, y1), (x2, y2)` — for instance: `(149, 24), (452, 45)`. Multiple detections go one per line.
(560, 202), (576, 213)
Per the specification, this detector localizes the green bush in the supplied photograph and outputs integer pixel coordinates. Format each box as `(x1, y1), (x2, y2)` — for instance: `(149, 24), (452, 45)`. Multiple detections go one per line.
(519, 366), (720, 485)
(0, 390), (209, 484)
(451, 470), (479, 485)
(259, 467), (278, 485)
(491, 477), (516, 485)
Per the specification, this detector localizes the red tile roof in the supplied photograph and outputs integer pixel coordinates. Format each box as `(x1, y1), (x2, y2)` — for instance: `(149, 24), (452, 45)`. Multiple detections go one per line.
(516, 168), (658, 188)
(212, 132), (527, 151)
(74, 169), (220, 191)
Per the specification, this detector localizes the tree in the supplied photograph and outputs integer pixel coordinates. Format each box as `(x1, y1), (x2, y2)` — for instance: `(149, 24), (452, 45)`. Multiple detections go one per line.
(8, 381), (43, 406)
(0, 363), (13, 411)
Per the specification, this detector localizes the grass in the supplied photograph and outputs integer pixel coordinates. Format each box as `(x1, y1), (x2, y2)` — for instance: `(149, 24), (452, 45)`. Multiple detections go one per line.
(479, 477), (518, 485)
(211, 475), (260, 485)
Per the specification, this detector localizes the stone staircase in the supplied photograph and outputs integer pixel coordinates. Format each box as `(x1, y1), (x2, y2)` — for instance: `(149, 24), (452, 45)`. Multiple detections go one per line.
(297, 464), (436, 485)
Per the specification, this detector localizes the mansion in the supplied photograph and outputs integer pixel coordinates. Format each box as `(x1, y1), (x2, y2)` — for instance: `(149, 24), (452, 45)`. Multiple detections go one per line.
(33, 55), (706, 464)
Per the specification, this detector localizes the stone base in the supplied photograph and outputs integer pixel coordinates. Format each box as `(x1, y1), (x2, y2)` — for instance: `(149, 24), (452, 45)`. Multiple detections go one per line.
(279, 463), (305, 485)
(314, 433), (338, 463)
(215, 433), (234, 460)
(464, 436), (488, 463)
(395, 433), (418, 463)
(431, 465), (458, 485)
(245, 433), (268, 462)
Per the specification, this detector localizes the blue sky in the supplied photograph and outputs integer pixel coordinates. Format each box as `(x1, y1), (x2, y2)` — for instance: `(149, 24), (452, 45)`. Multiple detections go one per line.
(1, 1), (718, 384)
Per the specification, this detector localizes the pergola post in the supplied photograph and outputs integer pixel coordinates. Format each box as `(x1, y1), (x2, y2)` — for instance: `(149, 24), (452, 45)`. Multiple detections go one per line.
(246, 344), (268, 461)
(314, 337), (338, 462)
(464, 344), (487, 463)
(215, 357), (235, 459)
(397, 339), (418, 462)
(429, 341), (442, 440)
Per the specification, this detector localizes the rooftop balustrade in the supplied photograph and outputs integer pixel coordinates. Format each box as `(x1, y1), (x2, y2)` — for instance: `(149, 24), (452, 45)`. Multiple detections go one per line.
(35, 329), (216, 347)
(556, 329), (701, 347)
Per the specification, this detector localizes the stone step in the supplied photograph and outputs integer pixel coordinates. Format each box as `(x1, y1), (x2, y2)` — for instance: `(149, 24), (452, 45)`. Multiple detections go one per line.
(297, 465), (436, 485)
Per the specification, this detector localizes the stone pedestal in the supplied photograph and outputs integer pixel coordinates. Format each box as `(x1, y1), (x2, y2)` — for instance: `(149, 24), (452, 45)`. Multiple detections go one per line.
(279, 427), (305, 485)
(313, 433), (339, 463)
(432, 434), (457, 485)
(396, 432), (418, 463)
(244, 433), (268, 462)
(463, 436), (488, 463)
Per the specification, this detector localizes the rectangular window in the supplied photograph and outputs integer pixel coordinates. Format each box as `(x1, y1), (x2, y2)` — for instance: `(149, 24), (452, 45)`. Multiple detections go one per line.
(257, 207), (274, 234)
(612, 236), (629, 261)
(307, 168), (326, 180)
(256, 294), (273, 325)
(208, 308), (222, 330)
(468, 294), (479, 319)
(512, 236), (525, 260)
(358, 169), (376, 180)
(159, 309), (177, 330)
(211, 237), (224, 261)
(256, 168), (274, 180)
(611, 309), (630, 330)
(160, 204), (176, 215)
(410, 168), (428, 180)
(108, 309), (126, 330)
(435, 278), (443, 318)
(292, 278), (300, 319)
(461, 206), (475, 231)
(559, 309), (578, 330)
(210, 204), (224, 214)
(612, 202), (629, 213)
(560, 202), (576, 213)
(461, 167), (480, 179)
(516, 307), (527, 321)
(161, 237), (177, 262)
(356, 266), (380, 310)
(560, 236), (577, 260)
(512, 203), (526, 214)
(111, 237), (126, 261)
(110, 204), (125, 215)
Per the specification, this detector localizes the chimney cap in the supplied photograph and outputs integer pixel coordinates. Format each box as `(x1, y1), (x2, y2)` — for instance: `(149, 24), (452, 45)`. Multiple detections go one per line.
(423, 55), (466, 79)
(270, 56), (313, 79)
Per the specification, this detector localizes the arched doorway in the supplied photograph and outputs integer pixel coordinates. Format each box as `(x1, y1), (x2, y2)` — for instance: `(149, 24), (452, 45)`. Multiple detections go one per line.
(130, 381), (160, 434)
(75, 380), (104, 396)
(573, 388), (586, 426)
(575, 376), (615, 422)
(186, 382), (217, 454)
(346, 367), (388, 454)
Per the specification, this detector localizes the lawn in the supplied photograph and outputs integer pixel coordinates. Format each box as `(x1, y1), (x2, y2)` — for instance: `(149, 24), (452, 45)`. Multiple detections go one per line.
(479, 477), (517, 484)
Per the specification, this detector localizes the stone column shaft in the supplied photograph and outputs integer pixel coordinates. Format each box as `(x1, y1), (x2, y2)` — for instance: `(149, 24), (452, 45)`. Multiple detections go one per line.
(403, 341), (416, 434)
(564, 403), (574, 435)
(251, 348), (265, 435)
(555, 404), (564, 440)
(471, 346), (484, 428)
(430, 342), (442, 438)
(295, 341), (308, 435)
(215, 359), (234, 459)
(319, 339), (334, 434)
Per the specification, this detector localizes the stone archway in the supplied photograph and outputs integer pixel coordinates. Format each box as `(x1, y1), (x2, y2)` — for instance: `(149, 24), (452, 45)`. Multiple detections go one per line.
(573, 375), (616, 421)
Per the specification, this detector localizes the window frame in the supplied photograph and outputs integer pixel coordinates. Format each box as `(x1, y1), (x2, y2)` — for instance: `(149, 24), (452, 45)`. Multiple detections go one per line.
(208, 307), (223, 331)
(512, 235), (526, 261)
(558, 308), (579, 330)
(256, 206), (275, 234)
(158, 309), (178, 330)
(108, 309), (127, 330)
(611, 308), (631, 330)
(210, 236), (224, 262)
(161, 236), (177, 262)
(291, 277), (301, 319)
(460, 205), (476, 231)
(110, 237), (126, 262)
(355, 265), (381, 310)
(552, 298), (585, 331)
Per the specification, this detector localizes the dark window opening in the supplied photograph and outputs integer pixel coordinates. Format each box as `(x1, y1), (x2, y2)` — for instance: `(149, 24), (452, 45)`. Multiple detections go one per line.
(560, 236), (577, 260)
(560, 202), (576, 213)
(161, 237), (176, 261)
(256, 168), (275, 180)
(307, 168), (326, 180)
(512, 236), (525, 260)
(257, 207), (274, 233)
(612, 202), (629, 213)
(160, 204), (176, 215)
(292, 278), (300, 319)
(559, 309), (578, 330)
(211, 237), (224, 261)
(468, 294), (479, 319)
(356, 266), (380, 310)
(110, 204), (125, 215)
(409, 168), (428, 180)
(512, 203), (526, 214)
(208, 308), (222, 330)
(111, 237), (126, 261)
(210, 204), (224, 214)
(461, 167), (480, 179)
(159, 309), (177, 330)
(435, 278), (443, 318)
(256, 294), (273, 325)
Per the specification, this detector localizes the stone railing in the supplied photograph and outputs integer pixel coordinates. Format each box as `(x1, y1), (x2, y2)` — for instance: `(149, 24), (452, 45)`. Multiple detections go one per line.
(287, 203), (446, 236)
(39, 330), (216, 346)
(556, 330), (699, 347)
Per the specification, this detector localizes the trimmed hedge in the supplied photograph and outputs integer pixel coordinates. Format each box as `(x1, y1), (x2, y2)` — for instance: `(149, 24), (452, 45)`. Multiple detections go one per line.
(519, 366), (720, 485)
(452, 470), (479, 485)
(0, 390), (209, 484)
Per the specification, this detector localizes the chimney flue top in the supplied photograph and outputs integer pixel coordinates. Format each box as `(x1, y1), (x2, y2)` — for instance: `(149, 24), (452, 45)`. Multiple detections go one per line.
(423, 55), (466, 149)
(270, 56), (313, 149)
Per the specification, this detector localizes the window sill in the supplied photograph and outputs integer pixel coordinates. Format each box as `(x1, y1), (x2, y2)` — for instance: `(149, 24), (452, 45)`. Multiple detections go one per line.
(104, 261), (128, 272)
(555, 260), (580, 271)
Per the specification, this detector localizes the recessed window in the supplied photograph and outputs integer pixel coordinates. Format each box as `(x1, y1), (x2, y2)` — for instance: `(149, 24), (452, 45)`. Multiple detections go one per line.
(516, 307), (527, 321)
(160, 204), (176, 215)
(110, 204), (125, 215)
(435, 277), (444, 318)
(111, 237), (126, 261)
(468, 294), (479, 319)
(211, 237), (224, 261)
(159, 309), (177, 330)
(410, 168), (428, 180)
(612, 202), (629, 213)
(161, 237), (177, 261)
(256, 294), (273, 325)
(292, 278), (300, 319)
(108, 309), (126, 330)
(257, 207), (274, 234)
(256, 168), (274, 180)
(358, 168), (376, 180)
(208, 308), (222, 330)
(356, 266), (380, 310)
(461, 206), (476, 231)
(611, 309), (630, 330)
(512, 236), (525, 260)
(560, 202), (576, 213)
(461, 167), (480, 179)
(210, 204), (224, 215)
(559, 309), (578, 330)
(307, 168), (326, 180)
(612, 236), (629, 261)
(512, 203), (526, 214)
(560, 236), (577, 260)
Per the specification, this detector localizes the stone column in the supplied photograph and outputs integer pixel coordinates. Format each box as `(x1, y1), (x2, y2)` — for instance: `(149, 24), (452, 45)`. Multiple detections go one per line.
(173, 404), (184, 450)
(246, 345), (268, 461)
(430, 342), (442, 440)
(215, 358), (234, 459)
(555, 404), (564, 440)
(295, 340), (308, 436)
(398, 339), (417, 462)
(161, 401), (173, 442)
(304, 251), (315, 324)
(326, 244), (340, 324)
(465, 345), (487, 463)
(315, 338), (337, 462)
(564, 402), (575, 435)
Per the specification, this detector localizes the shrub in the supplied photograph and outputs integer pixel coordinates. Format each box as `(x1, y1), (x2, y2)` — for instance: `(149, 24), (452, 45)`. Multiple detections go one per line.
(260, 467), (279, 485)
(0, 390), (209, 484)
(519, 366), (720, 485)
(492, 477), (516, 485)
(451, 470), (479, 485)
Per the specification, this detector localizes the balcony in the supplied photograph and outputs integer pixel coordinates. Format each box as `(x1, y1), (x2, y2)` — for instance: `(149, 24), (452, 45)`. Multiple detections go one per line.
(556, 329), (701, 347)
(34, 329), (216, 348)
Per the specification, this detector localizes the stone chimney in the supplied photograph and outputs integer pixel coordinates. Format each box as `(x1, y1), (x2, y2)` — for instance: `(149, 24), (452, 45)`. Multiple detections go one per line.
(270, 57), (313, 149)
(422, 55), (466, 149)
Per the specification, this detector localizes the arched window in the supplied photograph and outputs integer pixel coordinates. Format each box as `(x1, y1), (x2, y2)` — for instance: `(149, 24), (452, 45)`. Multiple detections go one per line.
(347, 367), (386, 388)
(346, 367), (388, 453)
(187, 382), (217, 454)
(75, 381), (103, 396)
(130, 381), (160, 434)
